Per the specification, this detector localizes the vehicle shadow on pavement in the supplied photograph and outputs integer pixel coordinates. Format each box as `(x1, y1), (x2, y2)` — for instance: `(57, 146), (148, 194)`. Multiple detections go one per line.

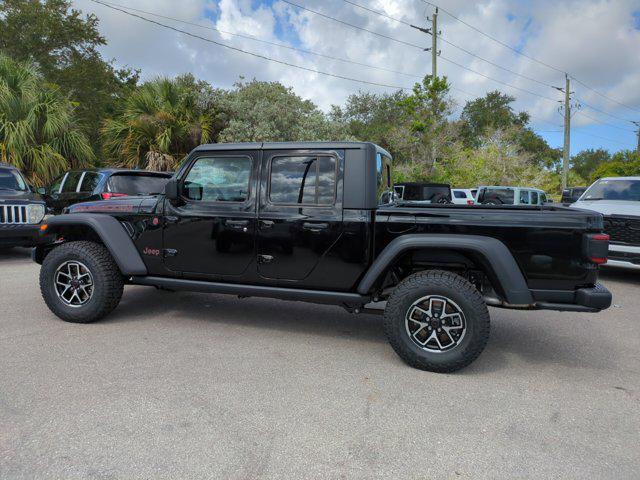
(106, 287), (387, 345)
(0, 247), (32, 261)
(102, 286), (615, 374)
(599, 268), (640, 286)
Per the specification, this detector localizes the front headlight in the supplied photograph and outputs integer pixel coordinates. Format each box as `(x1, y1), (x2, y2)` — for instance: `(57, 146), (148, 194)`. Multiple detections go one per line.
(28, 204), (45, 224)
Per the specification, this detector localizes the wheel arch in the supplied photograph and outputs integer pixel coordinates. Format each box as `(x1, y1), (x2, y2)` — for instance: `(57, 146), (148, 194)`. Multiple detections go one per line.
(34, 214), (147, 276)
(357, 234), (534, 305)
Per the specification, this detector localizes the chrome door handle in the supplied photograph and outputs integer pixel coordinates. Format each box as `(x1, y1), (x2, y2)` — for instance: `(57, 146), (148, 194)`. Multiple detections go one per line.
(302, 222), (329, 231)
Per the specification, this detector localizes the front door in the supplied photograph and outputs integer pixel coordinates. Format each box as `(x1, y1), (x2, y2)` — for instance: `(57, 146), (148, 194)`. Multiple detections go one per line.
(163, 151), (258, 278)
(257, 150), (343, 282)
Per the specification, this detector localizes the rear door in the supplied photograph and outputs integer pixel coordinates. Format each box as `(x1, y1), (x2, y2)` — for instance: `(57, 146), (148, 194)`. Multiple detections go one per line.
(257, 149), (343, 282)
(57, 171), (83, 210)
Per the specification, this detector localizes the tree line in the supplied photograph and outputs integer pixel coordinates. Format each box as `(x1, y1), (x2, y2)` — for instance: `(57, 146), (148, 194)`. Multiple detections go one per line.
(1, 0), (638, 189)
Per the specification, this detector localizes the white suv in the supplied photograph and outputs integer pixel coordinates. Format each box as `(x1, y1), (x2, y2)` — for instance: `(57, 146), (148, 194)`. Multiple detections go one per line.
(571, 177), (640, 270)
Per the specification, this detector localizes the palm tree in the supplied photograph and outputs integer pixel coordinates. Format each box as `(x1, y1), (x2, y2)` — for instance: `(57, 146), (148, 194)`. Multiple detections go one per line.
(0, 54), (94, 185)
(101, 77), (213, 171)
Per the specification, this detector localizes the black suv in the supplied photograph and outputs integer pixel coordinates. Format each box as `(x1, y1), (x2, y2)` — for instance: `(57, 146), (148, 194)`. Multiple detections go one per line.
(0, 163), (47, 249)
(39, 168), (172, 214)
(33, 142), (612, 372)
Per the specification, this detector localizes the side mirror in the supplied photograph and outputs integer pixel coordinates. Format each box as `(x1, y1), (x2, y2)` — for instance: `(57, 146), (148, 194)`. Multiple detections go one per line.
(37, 187), (47, 195)
(164, 178), (179, 200)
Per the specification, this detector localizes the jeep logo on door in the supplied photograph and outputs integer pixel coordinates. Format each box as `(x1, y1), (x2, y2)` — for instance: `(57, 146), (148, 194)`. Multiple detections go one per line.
(143, 247), (160, 257)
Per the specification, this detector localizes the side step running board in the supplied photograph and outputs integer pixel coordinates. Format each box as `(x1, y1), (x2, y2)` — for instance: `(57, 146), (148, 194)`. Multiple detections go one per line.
(130, 276), (371, 307)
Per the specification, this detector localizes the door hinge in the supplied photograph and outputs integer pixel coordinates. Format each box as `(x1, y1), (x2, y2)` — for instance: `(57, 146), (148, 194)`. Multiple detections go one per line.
(257, 254), (274, 264)
(163, 248), (178, 258)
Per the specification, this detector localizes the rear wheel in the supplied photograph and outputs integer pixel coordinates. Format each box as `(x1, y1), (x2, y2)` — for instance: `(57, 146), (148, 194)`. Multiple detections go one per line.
(40, 241), (124, 323)
(383, 270), (490, 373)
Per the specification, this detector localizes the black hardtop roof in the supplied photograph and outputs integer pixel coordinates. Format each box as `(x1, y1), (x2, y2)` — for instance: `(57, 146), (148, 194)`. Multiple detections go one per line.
(64, 168), (172, 176)
(193, 141), (391, 158)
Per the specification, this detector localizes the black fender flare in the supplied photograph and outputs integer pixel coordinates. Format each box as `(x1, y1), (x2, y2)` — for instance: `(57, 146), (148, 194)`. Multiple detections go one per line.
(37, 214), (147, 276)
(357, 234), (533, 305)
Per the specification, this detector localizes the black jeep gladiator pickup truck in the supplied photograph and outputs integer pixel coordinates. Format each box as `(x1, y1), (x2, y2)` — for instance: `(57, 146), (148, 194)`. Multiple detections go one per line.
(33, 142), (612, 372)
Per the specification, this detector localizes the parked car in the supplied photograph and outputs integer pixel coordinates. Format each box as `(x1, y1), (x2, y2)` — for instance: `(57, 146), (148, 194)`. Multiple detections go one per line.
(0, 163), (48, 249)
(33, 142), (612, 373)
(476, 186), (549, 206)
(394, 182), (452, 204)
(451, 188), (476, 205)
(561, 187), (587, 204)
(38, 168), (173, 214)
(571, 176), (640, 270)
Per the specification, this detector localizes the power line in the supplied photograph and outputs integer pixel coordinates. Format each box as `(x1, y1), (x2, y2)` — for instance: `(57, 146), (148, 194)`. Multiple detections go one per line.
(571, 77), (640, 115)
(575, 111), (636, 132)
(280, 0), (425, 50)
(91, 0), (420, 79)
(419, 0), (565, 74)
(342, 0), (557, 89)
(286, 0), (561, 105)
(419, 0), (640, 115)
(576, 97), (635, 124)
(86, 0), (414, 91)
(438, 55), (559, 103)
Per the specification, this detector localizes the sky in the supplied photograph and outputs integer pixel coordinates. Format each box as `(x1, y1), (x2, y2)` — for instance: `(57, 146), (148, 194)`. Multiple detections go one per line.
(72, 0), (640, 154)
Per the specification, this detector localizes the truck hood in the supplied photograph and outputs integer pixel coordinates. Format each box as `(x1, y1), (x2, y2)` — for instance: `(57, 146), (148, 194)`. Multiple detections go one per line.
(570, 200), (640, 217)
(67, 195), (159, 215)
(0, 189), (44, 203)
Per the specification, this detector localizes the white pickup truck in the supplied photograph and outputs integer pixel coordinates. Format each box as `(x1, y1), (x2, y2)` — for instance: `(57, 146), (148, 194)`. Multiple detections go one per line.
(571, 176), (640, 270)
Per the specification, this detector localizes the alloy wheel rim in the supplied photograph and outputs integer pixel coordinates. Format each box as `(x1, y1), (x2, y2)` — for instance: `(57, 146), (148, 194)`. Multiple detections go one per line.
(54, 261), (94, 307)
(405, 295), (467, 353)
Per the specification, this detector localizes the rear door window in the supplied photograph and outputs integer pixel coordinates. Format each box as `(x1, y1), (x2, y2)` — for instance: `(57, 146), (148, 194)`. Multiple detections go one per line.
(61, 171), (83, 193)
(519, 190), (530, 204)
(108, 174), (171, 196)
(79, 172), (103, 193)
(531, 191), (539, 204)
(270, 156), (336, 205)
(454, 191), (466, 199)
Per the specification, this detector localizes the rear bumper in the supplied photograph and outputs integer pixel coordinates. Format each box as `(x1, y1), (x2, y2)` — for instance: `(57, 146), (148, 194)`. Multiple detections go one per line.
(0, 224), (42, 248)
(533, 283), (612, 312)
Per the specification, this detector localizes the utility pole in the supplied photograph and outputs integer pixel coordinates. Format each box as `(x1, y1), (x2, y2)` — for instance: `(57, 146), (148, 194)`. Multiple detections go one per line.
(633, 122), (640, 153)
(411, 8), (440, 81)
(562, 74), (571, 190)
(555, 74), (576, 190)
(431, 7), (438, 79)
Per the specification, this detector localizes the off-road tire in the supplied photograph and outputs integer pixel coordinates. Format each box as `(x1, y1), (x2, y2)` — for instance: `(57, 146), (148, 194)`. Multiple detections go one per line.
(40, 241), (124, 323)
(383, 270), (490, 373)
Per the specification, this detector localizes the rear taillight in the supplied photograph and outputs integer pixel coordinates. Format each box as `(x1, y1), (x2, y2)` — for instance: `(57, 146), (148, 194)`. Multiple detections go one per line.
(101, 192), (128, 199)
(584, 233), (609, 265)
(467, 199), (475, 205)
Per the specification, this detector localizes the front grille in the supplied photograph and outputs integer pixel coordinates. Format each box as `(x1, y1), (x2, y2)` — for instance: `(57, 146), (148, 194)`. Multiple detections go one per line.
(604, 216), (640, 246)
(0, 205), (28, 224)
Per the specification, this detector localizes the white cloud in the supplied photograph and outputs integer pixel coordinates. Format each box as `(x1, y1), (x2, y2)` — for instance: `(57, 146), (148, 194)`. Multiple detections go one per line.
(73, 0), (640, 148)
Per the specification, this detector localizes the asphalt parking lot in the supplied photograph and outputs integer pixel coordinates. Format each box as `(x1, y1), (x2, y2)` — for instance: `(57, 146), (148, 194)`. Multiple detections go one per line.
(1, 248), (639, 479)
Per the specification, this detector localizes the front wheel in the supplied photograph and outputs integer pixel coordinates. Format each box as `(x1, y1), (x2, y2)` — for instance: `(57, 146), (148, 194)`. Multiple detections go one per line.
(383, 270), (490, 373)
(40, 241), (124, 323)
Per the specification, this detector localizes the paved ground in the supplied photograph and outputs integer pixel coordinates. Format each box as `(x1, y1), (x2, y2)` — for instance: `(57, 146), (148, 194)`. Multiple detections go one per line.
(0, 248), (639, 479)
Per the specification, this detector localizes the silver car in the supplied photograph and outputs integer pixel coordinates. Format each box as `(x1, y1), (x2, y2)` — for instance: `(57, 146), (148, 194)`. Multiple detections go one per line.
(571, 177), (640, 270)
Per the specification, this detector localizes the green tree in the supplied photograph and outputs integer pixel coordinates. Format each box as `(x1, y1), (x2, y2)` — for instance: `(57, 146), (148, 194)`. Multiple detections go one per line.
(591, 150), (640, 181)
(571, 148), (611, 180)
(330, 90), (407, 157)
(0, 0), (139, 147)
(393, 76), (456, 176)
(459, 91), (528, 146)
(101, 76), (214, 171)
(217, 79), (343, 142)
(0, 54), (94, 185)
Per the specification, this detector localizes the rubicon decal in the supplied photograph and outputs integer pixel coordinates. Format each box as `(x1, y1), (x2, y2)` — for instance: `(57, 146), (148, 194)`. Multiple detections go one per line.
(142, 247), (161, 256)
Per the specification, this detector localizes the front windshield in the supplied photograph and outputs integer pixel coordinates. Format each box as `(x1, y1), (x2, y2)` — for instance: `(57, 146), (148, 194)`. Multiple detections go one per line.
(582, 179), (640, 201)
(0, 168), (28, 191)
